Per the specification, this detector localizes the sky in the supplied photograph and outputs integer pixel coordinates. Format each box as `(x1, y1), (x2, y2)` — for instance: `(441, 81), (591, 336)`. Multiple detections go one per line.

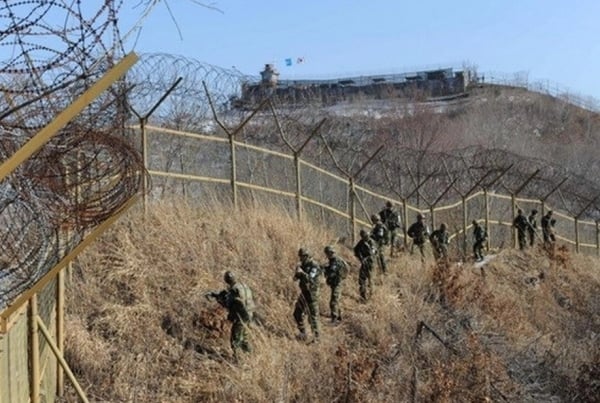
(106, 1), (600, 101)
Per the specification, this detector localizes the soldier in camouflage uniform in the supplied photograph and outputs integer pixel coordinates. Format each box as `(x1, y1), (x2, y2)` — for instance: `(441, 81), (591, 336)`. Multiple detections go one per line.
(527, 209), (538, 247)
(429, 223), (449, 261)
(293, 248), (322, 341)
(323, 245), (348, 323)
(379, 201), (402, 257)
(370, 214), (388, 274)
(208, 271), (255, 358)
(354, 229), (377, 302)
(407, 213), (430, 261)
(513, 209), (529, 250)
(472, 220), (487, 261)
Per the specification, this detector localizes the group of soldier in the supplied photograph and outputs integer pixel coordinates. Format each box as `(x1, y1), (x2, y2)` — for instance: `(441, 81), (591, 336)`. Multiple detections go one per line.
(208, 201), (559, 357)
(513, 208), (557, 250)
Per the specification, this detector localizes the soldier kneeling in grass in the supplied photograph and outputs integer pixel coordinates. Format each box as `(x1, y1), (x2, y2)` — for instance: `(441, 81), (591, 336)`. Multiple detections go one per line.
(206, 271), (255, 359)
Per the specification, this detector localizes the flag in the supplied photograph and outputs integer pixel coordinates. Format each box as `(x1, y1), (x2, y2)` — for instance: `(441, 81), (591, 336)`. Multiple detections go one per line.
(285, 58), (292, 66)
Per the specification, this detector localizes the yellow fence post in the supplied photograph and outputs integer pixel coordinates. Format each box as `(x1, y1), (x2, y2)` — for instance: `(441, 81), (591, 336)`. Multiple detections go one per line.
(402, 199), (409, 249)
(140, 117), (148, 214)
(349, 179), (356, 244)
(29, 294), (40, 403)
(511, 194), (517, 248)
(596, 221), (600, 257)
(462, 196), (468, 257)
(0, 53), (138, 182)
(56, 269), (65, 397)
(37, 317), (90, 403)
(484, 190), (490, 250)
(574, 218), (580, 253)
(295, 156), (302, 221)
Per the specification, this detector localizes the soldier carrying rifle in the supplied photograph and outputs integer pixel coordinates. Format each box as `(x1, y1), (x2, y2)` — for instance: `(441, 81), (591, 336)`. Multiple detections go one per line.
(354, 229), (377, 302)
(206, 271), (255, 358)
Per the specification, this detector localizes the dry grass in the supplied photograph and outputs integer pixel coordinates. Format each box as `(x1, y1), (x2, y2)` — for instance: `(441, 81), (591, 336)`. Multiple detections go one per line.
(63, 197), (600, 402)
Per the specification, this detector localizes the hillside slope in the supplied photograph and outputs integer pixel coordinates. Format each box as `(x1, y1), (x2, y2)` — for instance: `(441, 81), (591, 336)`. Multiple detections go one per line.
(64, 199), (600, 402)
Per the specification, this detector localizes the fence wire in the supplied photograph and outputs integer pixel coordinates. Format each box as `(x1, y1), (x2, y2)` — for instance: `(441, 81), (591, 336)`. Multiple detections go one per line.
(0, 1), (144, 311)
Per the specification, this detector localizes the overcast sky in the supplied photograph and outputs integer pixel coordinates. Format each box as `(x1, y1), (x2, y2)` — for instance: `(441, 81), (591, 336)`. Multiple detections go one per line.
(120, 1), (599, 100)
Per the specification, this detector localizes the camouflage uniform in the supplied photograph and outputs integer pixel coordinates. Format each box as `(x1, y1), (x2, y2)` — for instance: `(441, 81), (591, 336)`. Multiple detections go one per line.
(513, 209), (529, 250)
(370, 214), (388, 274)
(354, 230), (376, 301)
(323, 246), (348, 323)
(293, 249), (321, 340)
(429, 223), (449, 261)
(541, 211), (556, 245)
(472, 221), (487, 261)
(407, 214), (429, 260)
(216, 272), (255, 357)
(379, 202), (402, 256)
(527, 210), (538, 246)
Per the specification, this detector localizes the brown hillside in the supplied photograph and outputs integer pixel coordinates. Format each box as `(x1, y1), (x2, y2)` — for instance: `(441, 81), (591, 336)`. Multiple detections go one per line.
(64, 199), (600, 402)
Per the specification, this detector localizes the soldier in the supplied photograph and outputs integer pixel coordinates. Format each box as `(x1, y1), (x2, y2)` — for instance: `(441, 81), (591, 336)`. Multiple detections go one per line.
(541, 210), (556, 245)
(206, 271), (255, 358)
(528, 209), (538, 247)
(370, 214), (388, 274)
(472, 220), (487, 262)
(323, 245), (348, 323)
(429, 223), (449, 261)
(407, 213), (430, 261)
(513, 209), (529, 250)
(379, 201), (402, 256)
(354, 229), (376, 302)
(293, 248), (322, 342)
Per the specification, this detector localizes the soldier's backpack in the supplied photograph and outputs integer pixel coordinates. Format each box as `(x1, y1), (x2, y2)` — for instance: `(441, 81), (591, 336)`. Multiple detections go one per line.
(232, 282), (255, 322)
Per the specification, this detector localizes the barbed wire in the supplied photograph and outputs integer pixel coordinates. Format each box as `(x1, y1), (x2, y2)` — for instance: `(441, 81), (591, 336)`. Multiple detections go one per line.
(126, 52), (252, 125)
(0, 1), (144, 310)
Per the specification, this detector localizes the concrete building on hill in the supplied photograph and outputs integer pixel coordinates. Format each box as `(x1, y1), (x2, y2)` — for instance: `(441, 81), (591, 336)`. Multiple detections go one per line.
(233, 64), (470, 109)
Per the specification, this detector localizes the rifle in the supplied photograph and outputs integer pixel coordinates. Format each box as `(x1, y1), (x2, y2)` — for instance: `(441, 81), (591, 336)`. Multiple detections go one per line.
(205, 290), (228, 307)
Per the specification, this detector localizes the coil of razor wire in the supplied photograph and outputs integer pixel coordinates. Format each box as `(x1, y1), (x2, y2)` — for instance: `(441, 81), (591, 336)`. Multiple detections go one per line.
(0, 0), (145, 310)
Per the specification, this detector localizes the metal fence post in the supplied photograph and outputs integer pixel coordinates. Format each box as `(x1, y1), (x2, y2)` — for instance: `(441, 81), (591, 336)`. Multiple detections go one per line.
(29, 294), (40, 403)
(229, 135), (238, 208)
(140, 117), (148, 213)
(511, 194), (517, 248)
(574, 218), (580, 253)
(349, 178), (356, 244)
(56, 270), (65, 396)
(295, 156), (302, 221)
(484, 189), (490, 250)
(403, 199), (409, 249)
(596, 221), (600, 257)
(462, 196), (468, 256)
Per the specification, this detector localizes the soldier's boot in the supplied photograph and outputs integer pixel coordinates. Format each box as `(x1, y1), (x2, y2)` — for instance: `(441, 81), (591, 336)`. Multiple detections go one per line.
(296, 323), (307, 341)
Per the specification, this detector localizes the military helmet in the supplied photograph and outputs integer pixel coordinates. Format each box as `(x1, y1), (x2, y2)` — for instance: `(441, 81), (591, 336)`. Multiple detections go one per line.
(531, 209), (538, 215)
(417, 213), (424, 220)
(298, 247), (310, 258)
(371, 213), (381, 222)
(517, 208), (523, 214)
(472, 220), (478, 225)
(385, 200), (393, 208)
(359, 229), (369, 238)
(324, 245), (335, 255)
(224, 271), (235, 285)
(440, 223), (447, 230)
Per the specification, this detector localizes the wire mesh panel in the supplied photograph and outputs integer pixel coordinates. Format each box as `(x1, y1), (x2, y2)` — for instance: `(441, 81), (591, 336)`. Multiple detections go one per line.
(235, 142), (295, 194)
(299, 160), (350, 237)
